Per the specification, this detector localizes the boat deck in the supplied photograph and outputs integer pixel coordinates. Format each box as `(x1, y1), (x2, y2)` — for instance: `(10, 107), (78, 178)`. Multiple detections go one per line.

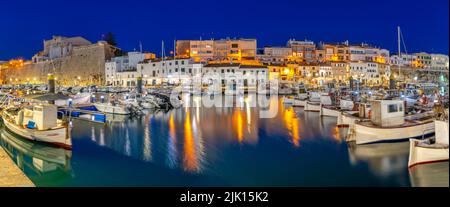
(0, 147), (35, 187)
(357, 116), (434, 128)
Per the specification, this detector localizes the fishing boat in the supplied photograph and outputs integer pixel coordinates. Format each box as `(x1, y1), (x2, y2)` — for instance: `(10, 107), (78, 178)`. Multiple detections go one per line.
(322, 98), (355, 117)
(55, 92), (91, 107)
(94, 102), (131, 115)
(408, 119), (449, 167)
(278, 82), (294, 95)
(1, 104), (72, 149)
(348, 100), (435, 145)
(304, 92), (321, 112)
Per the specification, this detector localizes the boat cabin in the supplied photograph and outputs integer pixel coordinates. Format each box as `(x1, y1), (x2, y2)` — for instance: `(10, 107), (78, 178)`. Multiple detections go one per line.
(18, 104), (58, 130)
(369, 100), (405, 127)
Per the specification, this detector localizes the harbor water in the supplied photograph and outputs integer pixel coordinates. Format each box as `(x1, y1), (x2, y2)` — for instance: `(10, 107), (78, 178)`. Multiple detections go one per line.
(0, 95), (448, 187)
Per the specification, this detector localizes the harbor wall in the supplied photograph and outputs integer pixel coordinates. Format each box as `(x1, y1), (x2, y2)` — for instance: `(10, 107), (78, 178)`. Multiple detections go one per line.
(3, 43), (116, 86)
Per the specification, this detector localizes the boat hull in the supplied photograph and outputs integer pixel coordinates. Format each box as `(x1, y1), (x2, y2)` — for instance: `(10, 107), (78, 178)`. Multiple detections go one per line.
(2, 116), (71, 149)
(408, 139), (449, 168)
(304, 102), (320, 112)
(320, 106), (341, 117)
(94, 103), (130, 115)
(351, 121), (435, 145)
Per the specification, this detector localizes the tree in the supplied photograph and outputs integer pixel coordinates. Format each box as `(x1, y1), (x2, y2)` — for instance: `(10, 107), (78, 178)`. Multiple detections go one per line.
(102, 32), (117, 46)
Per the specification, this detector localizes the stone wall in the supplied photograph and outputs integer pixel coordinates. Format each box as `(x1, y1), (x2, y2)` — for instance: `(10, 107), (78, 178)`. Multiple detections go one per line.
(3, 42), (115, 86)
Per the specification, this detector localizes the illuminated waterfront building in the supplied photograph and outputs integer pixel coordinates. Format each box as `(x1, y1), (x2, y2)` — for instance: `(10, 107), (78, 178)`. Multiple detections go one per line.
(175, 38), (257, 63)
(105, 52), (155, 86)
(257, 47), (293, 64)
(286, 39), (317, 63)
(139, 58), (203, 85)
(202, 63), (268, 88)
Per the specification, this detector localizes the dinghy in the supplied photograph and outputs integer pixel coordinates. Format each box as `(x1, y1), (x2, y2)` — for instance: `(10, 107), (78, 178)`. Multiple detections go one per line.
(408, 119), (449, 167)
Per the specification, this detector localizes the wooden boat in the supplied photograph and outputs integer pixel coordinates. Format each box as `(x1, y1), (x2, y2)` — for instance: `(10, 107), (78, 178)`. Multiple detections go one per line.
(408, 120), (449, 167)
(1, 104), (72, 149)
(94, 102), (131, 115)
(348, 100), (435, 145)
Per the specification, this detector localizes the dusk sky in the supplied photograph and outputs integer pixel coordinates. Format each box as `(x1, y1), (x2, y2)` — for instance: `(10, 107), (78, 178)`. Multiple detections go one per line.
(0, 0), (448, 60)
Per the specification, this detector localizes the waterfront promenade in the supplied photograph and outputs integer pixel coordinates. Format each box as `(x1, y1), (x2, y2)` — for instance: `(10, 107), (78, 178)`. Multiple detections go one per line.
(0, 147), (34, 187)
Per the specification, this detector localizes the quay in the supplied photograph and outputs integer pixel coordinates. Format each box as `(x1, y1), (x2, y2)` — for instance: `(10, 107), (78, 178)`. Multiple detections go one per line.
(0, 146), (35, 187)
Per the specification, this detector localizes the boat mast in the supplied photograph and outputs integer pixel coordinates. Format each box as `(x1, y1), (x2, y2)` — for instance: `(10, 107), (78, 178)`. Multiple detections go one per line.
(398, 26), (401, 81)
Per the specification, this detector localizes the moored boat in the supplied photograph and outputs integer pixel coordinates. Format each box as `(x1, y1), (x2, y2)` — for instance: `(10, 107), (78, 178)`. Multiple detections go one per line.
(408, 119), (449, 168)
(1, 104), (72, 149)
(348, 100), (435, 145)
(94, 102), (131, 115)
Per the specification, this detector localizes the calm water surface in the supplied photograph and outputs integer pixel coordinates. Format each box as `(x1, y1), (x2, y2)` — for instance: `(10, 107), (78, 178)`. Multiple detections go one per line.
(1, 95), (448, 186)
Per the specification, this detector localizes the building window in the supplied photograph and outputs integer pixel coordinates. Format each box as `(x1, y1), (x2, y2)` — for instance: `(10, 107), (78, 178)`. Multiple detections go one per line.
(181, 68), (185, 72)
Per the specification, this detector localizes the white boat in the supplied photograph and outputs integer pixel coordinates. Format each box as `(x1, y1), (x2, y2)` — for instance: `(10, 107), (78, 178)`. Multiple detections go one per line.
(94, 102), (131, 115)
(282, 96), (295, 104)
(55, 92), (91, 106)
(304, 92), (322, 112)
(337, 111), (361, 128)
(1, 105), (72, 149)
(305, 101), (321, 112)
(348, 100), (435, 145)
(408, 120), (449, 168)
(321, 98), (355, 117)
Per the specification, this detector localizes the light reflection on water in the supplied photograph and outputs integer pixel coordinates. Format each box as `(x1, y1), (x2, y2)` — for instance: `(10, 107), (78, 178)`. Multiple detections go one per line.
(0, 95), (448, 186)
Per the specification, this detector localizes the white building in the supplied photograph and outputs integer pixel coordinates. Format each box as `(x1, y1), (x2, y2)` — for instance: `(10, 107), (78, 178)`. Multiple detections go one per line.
(138, 58), (203, 86)
(430, 54), (449, 70)
(202, 63), (269, 87)
(349, 44), (389, 63)
(349, 61), (382, 85)
(105, 52), (150, 86)
(257, 47), (293, 64)
(390, 54), (418, 67)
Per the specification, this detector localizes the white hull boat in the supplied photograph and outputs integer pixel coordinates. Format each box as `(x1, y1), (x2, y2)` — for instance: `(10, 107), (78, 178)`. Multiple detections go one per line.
(408, 120), (449, 168)
(320, 106), (342, 117)
(305, 101), (321, 112)
(94, 103), (130, 115)
(282, 97), (294, 104)
(408, 139), (449, 168)
(349, 119), (434, 145)
(2, 106), (72, 149)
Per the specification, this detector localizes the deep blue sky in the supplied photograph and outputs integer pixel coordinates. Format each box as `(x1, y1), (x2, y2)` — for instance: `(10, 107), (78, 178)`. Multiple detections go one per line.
(0, 0), (448, 60)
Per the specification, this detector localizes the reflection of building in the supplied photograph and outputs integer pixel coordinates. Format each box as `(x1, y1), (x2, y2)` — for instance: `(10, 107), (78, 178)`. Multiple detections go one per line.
(176, 38), (257, 63)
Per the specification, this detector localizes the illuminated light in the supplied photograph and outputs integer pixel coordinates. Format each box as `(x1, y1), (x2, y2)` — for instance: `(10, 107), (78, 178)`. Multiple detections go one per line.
(414, 76), (418, 81)
(183, 111), (199, 172)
